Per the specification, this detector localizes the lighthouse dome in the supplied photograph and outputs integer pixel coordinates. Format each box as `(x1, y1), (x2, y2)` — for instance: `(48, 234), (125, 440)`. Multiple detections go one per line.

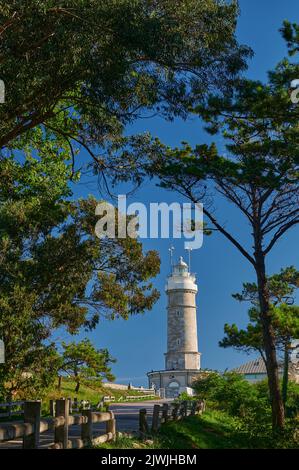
(173, 256), (188, 276)
(178, 256), (188, 268)
(166, 256), (198, 292)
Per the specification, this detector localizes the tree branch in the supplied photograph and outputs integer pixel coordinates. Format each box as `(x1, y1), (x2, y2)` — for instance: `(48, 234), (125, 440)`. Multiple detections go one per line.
(264, 219), (299, 255)
(202, 206), (256, 266)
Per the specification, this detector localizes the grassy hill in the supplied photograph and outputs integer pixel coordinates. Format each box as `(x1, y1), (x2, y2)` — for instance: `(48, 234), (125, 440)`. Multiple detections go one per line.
(46, 377), (157, 405)
(100, 409), (299, 449)
(100, 410), (246, 449)
(0, 377), (157, 421)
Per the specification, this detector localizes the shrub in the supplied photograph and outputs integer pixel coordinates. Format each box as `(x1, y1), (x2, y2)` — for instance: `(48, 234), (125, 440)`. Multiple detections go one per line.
(193, 371), (299, 448)
(193, 371), (263, 417)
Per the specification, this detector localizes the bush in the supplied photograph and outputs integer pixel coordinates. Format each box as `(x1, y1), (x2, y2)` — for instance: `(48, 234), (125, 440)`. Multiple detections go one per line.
(176, 392), (196, 402)
(193, 371), (264, 417)
(284, 381), (299, 418)
(193, 371), (299, 448)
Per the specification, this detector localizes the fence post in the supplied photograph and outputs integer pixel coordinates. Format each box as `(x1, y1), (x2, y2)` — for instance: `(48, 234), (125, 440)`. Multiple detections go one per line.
(54, 399), (69, 449)
(172, 403), (180, 421)
(162, 403), (169, 423)
(190, 401), (197, 416)
(49, 399), (55, 417)
(67, 397), (72, 414)
(74, 397), (78, 411)
(106, 411), (116, 441)
(139, 408), (149, 434)
(199, 399), (206, 414)
(151, 404), (160, 432)
(196, 399), (205, 415)
(81, 409), (93, 445)
(23, 401), (41, 449)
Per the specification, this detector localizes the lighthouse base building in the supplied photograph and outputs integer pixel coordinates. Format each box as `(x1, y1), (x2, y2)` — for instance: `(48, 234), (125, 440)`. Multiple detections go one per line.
(147, 369), (202, 399)
(147, 257), (202, 398)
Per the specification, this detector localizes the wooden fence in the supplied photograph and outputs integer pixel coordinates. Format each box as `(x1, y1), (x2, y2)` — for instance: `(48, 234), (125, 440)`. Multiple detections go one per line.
(0, 398), (205, 448)
(0, 399), (116, 449)
(0, 393), (158, 422)
(139, 399), (205, 434)
(119, 395), (156, 401)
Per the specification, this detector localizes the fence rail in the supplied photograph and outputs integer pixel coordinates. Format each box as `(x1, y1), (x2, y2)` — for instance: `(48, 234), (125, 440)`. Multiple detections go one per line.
(0, 399), (116, 449)
(139, 399), (205, 434)
(119, 395), (156, 401)
(0, 392), (158, 421)
(0, 398), (205, 448)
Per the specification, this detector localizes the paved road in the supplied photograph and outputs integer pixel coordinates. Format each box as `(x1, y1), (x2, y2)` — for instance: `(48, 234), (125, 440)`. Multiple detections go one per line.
(0, 400), (169, 449)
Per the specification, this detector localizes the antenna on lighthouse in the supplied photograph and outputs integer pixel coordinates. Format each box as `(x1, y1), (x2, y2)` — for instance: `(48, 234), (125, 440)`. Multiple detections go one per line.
(185, 246), (192, 273)
(169, 246), (175, 273)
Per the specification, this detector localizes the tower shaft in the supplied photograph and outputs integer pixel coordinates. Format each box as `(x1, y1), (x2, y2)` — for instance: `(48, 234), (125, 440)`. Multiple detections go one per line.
(165, 256), (200, 371)
(147, 255), (201, 398)
(166, 289), (200, 370)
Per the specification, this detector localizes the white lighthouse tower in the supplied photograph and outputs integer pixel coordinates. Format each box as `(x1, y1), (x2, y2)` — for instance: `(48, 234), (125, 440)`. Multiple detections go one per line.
(147, 256), (201, 398)
(165, 256), (201, 371)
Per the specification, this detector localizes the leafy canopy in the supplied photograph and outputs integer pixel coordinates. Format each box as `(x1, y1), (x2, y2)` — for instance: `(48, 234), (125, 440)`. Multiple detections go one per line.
(59, 339), (115, 386)
(0, 154), (160, 398)
(0, 0), (251, 166)
(220, 267), (299, 358)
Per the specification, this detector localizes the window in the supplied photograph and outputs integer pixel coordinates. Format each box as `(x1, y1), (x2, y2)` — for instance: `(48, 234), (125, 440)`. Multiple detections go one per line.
(168, 381), (179, 388)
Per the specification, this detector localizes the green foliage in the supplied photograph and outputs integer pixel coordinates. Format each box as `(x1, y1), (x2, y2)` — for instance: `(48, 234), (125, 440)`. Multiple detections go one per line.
(44, 377), (156, 407)
(177, 392), (196, 402)
(99, 411), (245, 449)
(0, 155), (160, 328)
(220, 268), (299, 409)
(0, 154), (160, 399)
(0, 0), (250, 155)
(100, 409), (299, 449)
(194, 371), (274, 442)
(135, 24), (299, 429)
(0, 0), (252, 404)
(281, 21), (299, 56)
(98, 372), (299, 449)
(193, 371), (299, 447)
(232, 267), (299, 305)
(193, 372), (264, 417)
(282, 380), (299, 418)
(59, 339), (115, 392)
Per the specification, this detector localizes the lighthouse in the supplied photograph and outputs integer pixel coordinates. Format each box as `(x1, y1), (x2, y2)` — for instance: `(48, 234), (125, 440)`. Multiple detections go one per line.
(165, 256), (200, 371)
(147, 256), (201, 398)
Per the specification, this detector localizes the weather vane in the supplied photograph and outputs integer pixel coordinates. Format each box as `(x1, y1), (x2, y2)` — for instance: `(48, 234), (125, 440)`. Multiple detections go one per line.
(169, 246), (175, 272)
(185, 246), (192, 273)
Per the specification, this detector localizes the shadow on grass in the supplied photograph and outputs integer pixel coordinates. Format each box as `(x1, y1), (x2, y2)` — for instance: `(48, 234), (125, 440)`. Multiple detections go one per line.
(156, 411), (250, 449)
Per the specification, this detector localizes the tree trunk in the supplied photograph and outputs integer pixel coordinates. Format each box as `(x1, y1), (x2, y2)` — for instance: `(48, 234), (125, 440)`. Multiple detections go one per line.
(282, 340), (289, 409)
(74, 366), (80, 393)
(255, 251), (285, 430)
(57, 375), (62, 391)
(75, 380), (80, 393)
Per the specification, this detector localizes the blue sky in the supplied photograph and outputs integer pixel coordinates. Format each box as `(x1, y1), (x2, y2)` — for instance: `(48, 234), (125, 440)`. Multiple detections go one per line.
(65, 0), (299, 386)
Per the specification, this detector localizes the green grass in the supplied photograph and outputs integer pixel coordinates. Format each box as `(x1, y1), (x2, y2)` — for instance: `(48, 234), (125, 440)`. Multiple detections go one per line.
(100, 435), (157, 449)
(45, 377), (158, 411)
(0, 378), (158, 420)
(156, 410), (248, 449)
(100, 410), (251, 450)
(47, 378), (104, 403)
